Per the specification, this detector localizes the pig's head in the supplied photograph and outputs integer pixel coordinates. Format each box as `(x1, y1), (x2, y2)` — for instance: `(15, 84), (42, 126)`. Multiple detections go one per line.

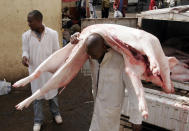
(158, 56), (178, 93)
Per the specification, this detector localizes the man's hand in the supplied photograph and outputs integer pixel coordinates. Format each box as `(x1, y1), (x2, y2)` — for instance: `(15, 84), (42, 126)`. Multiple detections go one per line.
(22, 56), (29, 67)
(114, 6), (118, 11)
(70, 32), (80, 44)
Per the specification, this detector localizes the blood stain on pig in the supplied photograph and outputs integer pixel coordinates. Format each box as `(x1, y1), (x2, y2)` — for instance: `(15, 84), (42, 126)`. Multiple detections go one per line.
(110, 35), (164, 86)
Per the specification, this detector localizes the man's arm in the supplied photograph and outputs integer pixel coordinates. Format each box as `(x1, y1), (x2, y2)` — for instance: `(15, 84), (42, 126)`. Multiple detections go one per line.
(22, 33), (29, 67)
(70, 32), (80, 44)
(52, 31), (60, 52)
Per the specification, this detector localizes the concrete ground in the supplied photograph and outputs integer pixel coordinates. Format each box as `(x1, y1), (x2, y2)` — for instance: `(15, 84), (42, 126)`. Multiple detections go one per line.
(0, 72), (133, 131)
(95, 10), (137, 19)
(0, 71), (133, 131)
(0, 73), (94, 131)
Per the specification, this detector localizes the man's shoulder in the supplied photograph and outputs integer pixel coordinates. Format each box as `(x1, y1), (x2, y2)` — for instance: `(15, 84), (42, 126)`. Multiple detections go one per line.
(110, 49), (122, 58)
(46, 27), (57, 35)
(109, 49), (124, 63)
(22, 30), (31, 37)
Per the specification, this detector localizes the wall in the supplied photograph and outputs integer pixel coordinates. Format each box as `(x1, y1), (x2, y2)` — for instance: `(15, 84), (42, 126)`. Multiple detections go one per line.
(62, 1), (76, 8)
(81, 18), (138, 29)
(0, 0), (62, 82)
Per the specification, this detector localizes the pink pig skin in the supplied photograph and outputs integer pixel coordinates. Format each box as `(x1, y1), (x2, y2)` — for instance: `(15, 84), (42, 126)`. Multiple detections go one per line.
(14, 40), (88, 110)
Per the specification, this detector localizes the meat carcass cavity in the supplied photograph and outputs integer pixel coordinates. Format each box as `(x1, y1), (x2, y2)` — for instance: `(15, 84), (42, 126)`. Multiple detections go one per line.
(13, 24), (177, 119)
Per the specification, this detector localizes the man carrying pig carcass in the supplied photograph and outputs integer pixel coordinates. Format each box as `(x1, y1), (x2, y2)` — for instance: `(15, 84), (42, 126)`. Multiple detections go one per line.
(71, 33), (143, 131)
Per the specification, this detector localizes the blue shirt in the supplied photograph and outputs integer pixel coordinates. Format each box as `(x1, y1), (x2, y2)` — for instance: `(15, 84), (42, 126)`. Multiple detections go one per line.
(118, 0), (123, 11)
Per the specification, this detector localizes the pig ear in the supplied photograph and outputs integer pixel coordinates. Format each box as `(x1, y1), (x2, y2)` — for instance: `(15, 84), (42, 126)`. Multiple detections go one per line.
(168, 57), (179, 69)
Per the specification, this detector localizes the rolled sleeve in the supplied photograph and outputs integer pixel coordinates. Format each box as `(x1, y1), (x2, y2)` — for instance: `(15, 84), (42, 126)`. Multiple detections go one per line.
(22, 33), (29, 59)
(52, 31), (60, 52)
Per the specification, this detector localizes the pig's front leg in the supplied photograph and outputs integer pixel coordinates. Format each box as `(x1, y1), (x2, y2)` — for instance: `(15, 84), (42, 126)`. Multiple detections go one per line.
(16, 89), (42, 110)
(123, 54), (148, 119)
(13, 71), (41, 88)
(125, 69), (148, 119)
(13, 43), (75, 88)
(129, 74), (148, 119)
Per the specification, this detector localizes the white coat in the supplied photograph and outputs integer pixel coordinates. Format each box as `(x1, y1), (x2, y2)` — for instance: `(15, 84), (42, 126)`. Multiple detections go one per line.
(89, 49), (142, 131)
(22, 27), (60, 100)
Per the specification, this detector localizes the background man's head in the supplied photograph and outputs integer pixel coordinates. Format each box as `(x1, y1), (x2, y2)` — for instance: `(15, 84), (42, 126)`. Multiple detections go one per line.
(27, 10), (43, 31)
(86, 33), (107, 60)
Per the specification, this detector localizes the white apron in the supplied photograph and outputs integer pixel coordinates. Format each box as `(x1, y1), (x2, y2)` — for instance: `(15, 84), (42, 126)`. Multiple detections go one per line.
(89, 49), (142, 131)
(22, 27), (60, 100)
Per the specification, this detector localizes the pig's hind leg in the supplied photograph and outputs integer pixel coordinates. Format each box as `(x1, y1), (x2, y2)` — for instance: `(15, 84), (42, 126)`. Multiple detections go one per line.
(140, 36), (161, 76)
(13, 43), (75, 88)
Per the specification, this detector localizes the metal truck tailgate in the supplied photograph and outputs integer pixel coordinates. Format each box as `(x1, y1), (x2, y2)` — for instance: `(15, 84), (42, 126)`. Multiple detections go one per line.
(122, 86), (189, 131)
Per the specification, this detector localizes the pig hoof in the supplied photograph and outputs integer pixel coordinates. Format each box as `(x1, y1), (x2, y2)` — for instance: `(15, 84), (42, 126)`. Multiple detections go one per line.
(15, 104), (24, 110)
(13, 81), (24, 87)
(13, 77), (30, 87)
(142, 111), (148, 120)
(152, 67), (160, 76)
(139, 100), (148, 119)
(150, 61), (160, 76)
(15, 98), (31, 110)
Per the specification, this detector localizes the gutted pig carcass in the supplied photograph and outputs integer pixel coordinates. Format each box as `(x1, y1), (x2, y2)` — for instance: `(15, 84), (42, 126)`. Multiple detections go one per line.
(13, 24), (177, 118)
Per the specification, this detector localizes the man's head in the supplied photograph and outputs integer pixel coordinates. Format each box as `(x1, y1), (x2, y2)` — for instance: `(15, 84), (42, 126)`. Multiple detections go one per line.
(27, 10), (43, 31)
(85, 33), (107, 60)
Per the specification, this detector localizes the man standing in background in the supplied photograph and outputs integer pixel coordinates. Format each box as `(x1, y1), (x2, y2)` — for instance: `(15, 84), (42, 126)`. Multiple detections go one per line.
(113, 0), (128, 17)
(21, 10), (62, 131)
(89, 0), (97, 18)
(102, 0), (110, 18)
(149, 0), (155, 10)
